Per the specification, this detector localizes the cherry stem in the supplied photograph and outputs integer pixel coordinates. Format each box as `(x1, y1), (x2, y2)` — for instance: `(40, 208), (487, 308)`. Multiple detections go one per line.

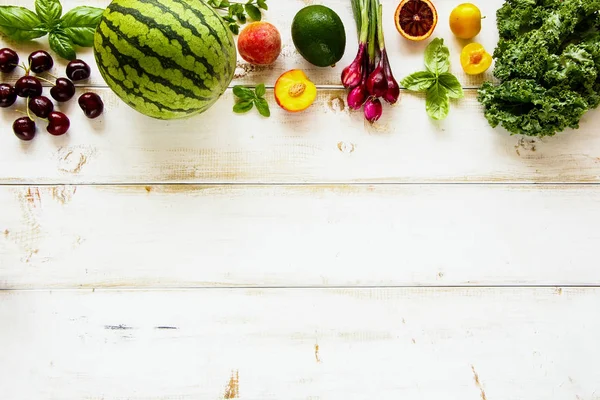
(36, 76), (55, 85)
(25, 97), (33, 121)
(20, 62), (30, 75)
(45, 72), (59, 80)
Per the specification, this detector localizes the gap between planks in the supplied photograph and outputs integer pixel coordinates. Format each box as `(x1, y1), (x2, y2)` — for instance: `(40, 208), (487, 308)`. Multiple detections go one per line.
(2, 182), (600, 187)
(1, 285), (599, 292)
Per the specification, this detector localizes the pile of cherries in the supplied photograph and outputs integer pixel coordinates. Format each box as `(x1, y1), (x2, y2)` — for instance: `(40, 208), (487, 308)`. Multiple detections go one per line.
(0, 48), (104, 141)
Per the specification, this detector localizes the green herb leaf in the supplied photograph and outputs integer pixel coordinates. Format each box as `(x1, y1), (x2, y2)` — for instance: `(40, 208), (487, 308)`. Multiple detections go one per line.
(233, 85), (255, 100)
(228, 23), (239, 34)
(35, 0), (62, 26)
(438, 73), (464, 99)
(60, 6), (103, 28)
(48, 30), (76, 60)
(255, 83), (266, 98)
(426, 82), (449, 120)
(61, 26), (95, 46)
(0, 6), (46, 41)
(255, 98), (270, 117)
(424, 38), (450, 75)
(257, 0), (268, 11)
(59, 6), (103, 46)
(401, 71), (436, 92)
(233, 100), (254, 113)
(244, 3), (261, 21)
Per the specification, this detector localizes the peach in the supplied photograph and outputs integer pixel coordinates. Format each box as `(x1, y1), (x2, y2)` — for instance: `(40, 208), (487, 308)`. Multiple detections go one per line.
(237, 22), (282, 66)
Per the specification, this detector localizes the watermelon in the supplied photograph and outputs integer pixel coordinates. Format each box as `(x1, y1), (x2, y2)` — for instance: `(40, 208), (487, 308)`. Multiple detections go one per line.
(94, 0), (236, 119)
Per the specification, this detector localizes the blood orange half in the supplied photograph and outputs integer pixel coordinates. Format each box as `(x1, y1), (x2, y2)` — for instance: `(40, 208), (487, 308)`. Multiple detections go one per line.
(395, 0), (438, 41)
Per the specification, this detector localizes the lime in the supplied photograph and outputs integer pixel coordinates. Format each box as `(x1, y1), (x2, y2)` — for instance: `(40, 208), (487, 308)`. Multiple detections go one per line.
(291, 5), (346, 67)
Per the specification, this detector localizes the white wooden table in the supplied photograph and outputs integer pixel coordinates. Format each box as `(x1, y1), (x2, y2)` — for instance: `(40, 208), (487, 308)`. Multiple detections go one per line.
(2, 0), (600, 398)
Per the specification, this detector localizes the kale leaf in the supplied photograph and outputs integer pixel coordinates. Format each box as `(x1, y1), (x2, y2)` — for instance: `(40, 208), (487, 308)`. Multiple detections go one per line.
(478, 0), (600, 136)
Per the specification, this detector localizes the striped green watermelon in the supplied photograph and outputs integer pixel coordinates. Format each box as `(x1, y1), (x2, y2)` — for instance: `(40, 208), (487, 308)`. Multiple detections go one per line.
(94, 0), (236, 119)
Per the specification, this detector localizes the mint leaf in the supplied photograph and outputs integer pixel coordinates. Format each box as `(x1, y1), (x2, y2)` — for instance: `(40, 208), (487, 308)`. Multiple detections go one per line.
(48, 30), (76, 59)
(438, 72), (464, 99)
(255, 98), (270, 117)
(233, 85), (255, 100)
(35, 0), (62, 26)
(255, 83), (266, 98)
(233, 100), (254, 113)
(424, 38), (450, 75)
(401, 71), (436, 92)
(244, 3), (261, 21)
(0, 6), (46, 41)
(426, 82), (449, 120)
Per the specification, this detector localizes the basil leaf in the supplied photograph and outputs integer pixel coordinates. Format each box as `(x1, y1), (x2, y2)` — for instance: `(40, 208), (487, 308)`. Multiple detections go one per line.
(233, 85), (255, 99)
(255, 83), (266, 98)
(257, 0), (268, 10)
(426, 82), (449, 120)
(244, 3), (261, 21)
(424, 38), (450, 75)
(255, 98), (270, 117)
(0, 6), (46, 41)
(60, 6), (103, 28)
(233, 100), (254, 113)
(59, 6), (103, 47)
(35, 0), (62, 26)
(401, 71), (436, 92)
(48, 30), (76, 60)
(62, 26), (95, 46)
(438, 72), (464, 99)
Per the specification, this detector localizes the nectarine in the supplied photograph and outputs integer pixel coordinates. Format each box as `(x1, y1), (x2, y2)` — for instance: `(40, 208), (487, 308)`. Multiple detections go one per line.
(237, 22), (282, 66)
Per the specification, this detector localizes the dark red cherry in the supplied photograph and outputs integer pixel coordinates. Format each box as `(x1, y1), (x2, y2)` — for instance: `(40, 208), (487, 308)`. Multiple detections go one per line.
(13, 117), (36, 141)
(0, 48), (19, 73)
(15, 76), (42, 97)
(50, 78), (75, 102)
(66, 60), (91, 81)
(28, 96), (54, 118)
(47, 111), (70, 135)
(28, 50), (54, 73)
(0, 83), (17, 107)
(78, 92), (104, 118)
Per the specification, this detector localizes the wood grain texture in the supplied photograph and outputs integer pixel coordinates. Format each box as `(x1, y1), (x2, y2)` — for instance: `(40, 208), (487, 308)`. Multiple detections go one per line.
(1, 287), (598, 400)
(3, 0), (597, 184)
(1, 88), (600, 184)
(2, 184), (600, 289)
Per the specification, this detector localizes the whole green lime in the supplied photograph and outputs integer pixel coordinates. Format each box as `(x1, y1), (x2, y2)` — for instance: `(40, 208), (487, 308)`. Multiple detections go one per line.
(291, 5), (346, 67)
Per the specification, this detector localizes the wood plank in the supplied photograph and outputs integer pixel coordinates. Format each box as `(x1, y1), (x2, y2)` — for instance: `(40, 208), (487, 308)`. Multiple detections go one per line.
(2, 184), (600, 289)
(0, 0), (499, 87)
(1, 0), (599, 184)
(0, 287), (598, 399)
(1, 88), (600, 184)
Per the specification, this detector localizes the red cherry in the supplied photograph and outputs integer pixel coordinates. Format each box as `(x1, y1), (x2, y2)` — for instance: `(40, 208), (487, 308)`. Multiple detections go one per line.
(46, 111), (70, 136)
(28, 50), (54, 73)
(78, 92), (104, 118)
(13, 117), (36, 141)
(29, 96), (54, 118)
(0, 48), (19, 73)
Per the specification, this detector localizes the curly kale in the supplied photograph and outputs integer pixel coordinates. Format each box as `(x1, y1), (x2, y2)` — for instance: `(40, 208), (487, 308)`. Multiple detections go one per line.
(478, 0), (600, 136)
